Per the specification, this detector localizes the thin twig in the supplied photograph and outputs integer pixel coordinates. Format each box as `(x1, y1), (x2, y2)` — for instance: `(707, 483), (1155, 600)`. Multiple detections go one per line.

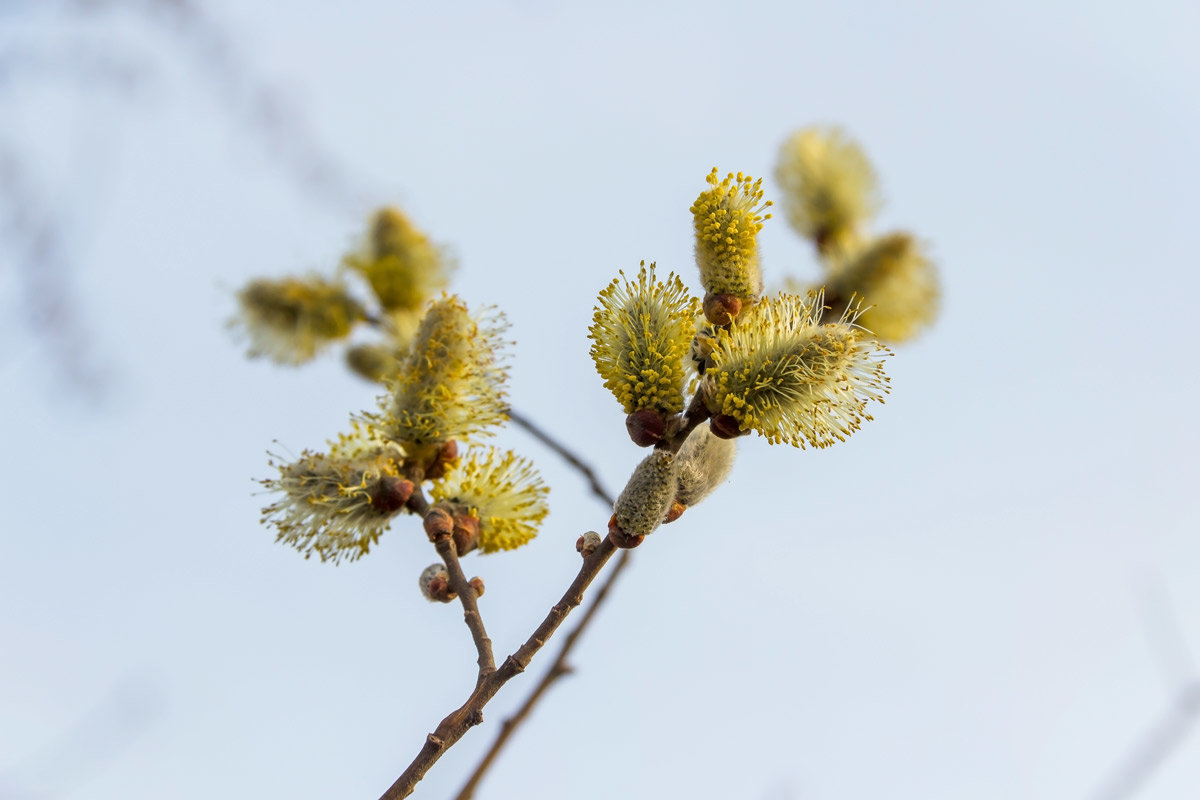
(380, 402), (709, 797)
(454, 548), (633, 800)
(506, 407), (615, 507)
(378, 536), (619, 799)
(1089, 577), (1200, 800)
(434, 535), (495, 679)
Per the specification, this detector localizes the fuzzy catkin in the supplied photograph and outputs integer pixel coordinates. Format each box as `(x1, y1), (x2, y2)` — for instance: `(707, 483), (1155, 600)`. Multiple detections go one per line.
(613, 451), (678, 537)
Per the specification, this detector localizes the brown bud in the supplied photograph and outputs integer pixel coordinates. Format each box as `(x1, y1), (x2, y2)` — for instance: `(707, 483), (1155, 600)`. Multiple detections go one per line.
(370, 476), (414, 513)
(451, 512), (481, 556)
(423, 507), (454, 541)
(576, 531), (602, 557)
(469, 577), (485, 598)
(662, 501), (686, 524)
(424, 439), (459, 480)
(709, 414), (748, 440)
(703, 292), (743, 326)
(607, 515), (645, 549)
(419, 563), (456, 603)
(626, 408), (667, 447)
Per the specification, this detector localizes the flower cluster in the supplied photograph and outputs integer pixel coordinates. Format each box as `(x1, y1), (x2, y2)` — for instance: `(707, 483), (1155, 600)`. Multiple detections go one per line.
(591, 166), (897, 541)
(241, 208), (548, 567)
(775, 127), (940, 343)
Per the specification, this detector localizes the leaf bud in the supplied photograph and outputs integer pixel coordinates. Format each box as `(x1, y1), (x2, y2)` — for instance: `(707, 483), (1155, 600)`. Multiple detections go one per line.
(702, 292), (743, 326)
(576, 531), (603, 557)
(626, 408), (666, 447)
(419, 563), (455, 603)
(369, 475), (415, 514)
(423, 507), (454, 541)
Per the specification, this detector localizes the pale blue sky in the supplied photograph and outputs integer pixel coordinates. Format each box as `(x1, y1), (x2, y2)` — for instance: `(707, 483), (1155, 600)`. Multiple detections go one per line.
(2, 1), (1199, 798)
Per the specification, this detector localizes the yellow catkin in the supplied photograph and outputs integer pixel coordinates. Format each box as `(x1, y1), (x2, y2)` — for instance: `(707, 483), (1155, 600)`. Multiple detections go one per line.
(827, 233), (940, 342)
(376, 295), (510, 447)
(690, 168), (772, 300)
(775, 128), (879, 255)
(232, 276), (365, 365)
(260, 422), (406, 563)
(430, 447), (549, 553)
(589, 263), (700, 415)
(344, 207), (452, 312)
(701, 292), (891, 448)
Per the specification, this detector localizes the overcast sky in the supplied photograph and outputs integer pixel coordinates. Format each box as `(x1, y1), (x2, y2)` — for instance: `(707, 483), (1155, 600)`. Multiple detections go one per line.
(2, 1), (1199, 798)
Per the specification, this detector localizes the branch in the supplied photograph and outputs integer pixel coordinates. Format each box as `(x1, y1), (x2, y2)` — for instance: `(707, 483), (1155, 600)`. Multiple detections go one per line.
(378, 535), (618, 799)
(434, 535), (495, 679)
(506, 407), (615, 507)
(454, 547), (633, 800)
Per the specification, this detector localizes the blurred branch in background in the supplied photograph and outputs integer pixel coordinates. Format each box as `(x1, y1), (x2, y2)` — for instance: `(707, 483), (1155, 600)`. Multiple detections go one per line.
(1, 0), (376, 399)
(1090, 576), (1200, 800)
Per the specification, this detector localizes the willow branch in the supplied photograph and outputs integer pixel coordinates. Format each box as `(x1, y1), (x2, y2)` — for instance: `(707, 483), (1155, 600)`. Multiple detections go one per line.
(454, 547), (633, 800)
(378, 535), (619, 799)
(506, 407), (615, 507)
(434, 535), (495, 678)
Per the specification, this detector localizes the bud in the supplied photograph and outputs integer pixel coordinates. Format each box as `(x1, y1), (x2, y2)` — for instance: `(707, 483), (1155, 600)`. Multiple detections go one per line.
(451, 510), (481, 556)
(576, 531), (603, 557)
(607, 516), (645, 549)
(673, 426), (737, 508)
(423, 507), (454, 541)
(419, 563), (455, 603)
(662, 501), (686, 524)
(589, 263), (700, 417)
(690, 168), (772, 304)
(826, 233), (939, 343)
(429, 447), (550, 553)
(423, 439), (460, 481)
(626, 408), (666, 447)
(702, 292), (743, 326)
(612, 451), (677, 540)
(369, 475), (415, 513)
(232, 276), (365, 366)
(468, 576), (486, 598)
(775, 127), (879, 255)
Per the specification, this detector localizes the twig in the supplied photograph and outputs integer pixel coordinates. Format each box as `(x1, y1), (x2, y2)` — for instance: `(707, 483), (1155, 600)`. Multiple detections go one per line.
(379, 402), (710, 797)
(1089, 576), (1200, 800)
(434, 535), (495, 679)
(454, 547), (633, 800)
(1090, 681), (1200, 800)
(378, 536), (619, 799)
(506, 407), (614, 507)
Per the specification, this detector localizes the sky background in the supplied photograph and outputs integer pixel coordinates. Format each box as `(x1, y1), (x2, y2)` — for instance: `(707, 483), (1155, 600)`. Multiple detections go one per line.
(2, 1), (1199, 798)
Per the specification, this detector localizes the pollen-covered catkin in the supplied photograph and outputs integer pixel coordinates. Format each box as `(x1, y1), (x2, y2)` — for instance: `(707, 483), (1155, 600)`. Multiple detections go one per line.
(430, 447), (549, 553)
(701, 292), (890, 448)
(376, 295), (510, 447)
(690, 168), (772, 306)
(232, 276), (365, 365)
(673, 426), (737, 508)
(775, 127), (879, 255)
(612, 451), (678, 538)
(260, 423), (408, 563)
(826, 232), (939, 343)
(345, 207), (452, 313)
(589, 263), (700, 415)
